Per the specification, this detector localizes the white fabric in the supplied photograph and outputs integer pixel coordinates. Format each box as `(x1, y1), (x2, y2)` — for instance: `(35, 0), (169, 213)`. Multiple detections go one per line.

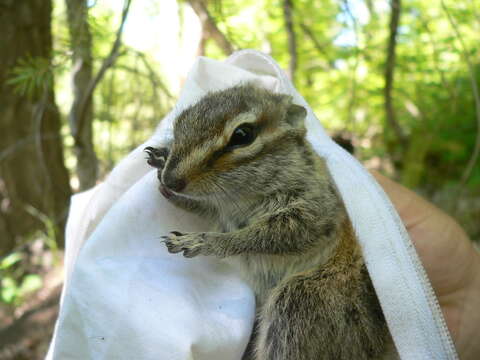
(47, 50), (457, 360)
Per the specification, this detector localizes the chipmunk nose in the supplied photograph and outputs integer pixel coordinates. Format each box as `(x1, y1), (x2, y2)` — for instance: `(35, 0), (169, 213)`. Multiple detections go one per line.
(163, 176), (186, 192)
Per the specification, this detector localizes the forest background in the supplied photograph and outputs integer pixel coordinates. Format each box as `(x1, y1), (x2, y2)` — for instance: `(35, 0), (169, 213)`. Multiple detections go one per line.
(0, 0), (479, 358)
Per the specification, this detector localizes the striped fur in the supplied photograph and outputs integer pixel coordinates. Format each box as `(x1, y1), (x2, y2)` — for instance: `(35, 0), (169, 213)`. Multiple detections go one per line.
(147, 83), (393, 359)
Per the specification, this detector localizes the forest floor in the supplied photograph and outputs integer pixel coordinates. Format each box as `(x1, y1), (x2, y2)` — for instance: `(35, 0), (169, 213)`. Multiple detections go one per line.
(0, 263), (62, 360)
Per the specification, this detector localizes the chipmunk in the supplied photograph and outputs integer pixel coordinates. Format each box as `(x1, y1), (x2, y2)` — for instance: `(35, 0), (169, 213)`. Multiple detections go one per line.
(145, 83), (394, 360)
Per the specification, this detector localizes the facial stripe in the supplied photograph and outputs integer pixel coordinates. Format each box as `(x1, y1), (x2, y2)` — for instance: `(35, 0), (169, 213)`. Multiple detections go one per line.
(168, 102), (303, 187)
(224, 111), (258, 137)
(214, 126), (301, 168)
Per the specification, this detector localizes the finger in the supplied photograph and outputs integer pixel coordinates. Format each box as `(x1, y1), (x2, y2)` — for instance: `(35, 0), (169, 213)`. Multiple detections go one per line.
(370, 170), (438, 229)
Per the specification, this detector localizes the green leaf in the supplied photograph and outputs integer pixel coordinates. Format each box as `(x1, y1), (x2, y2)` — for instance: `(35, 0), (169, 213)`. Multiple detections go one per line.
(6, 55), (54, 98)
(1, 277), (19, 303)
(0, 253), (22, 270)
(19, 274), (43, 295)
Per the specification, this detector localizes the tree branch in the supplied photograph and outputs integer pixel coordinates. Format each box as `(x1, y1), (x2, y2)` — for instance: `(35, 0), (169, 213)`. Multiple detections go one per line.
(442, 0), (480, 186)
(187, 0), (234, 56)
(66, 0), (99, 189)
(341, 0), (361, 126)
(299, 22), (334, 69)
(420, 16), (456, 101)
(75, 0), (132, 143)
(384, 0), (406, 144)
(130, 49), (174, 100)
(365, 0), (374, 16)
(282, 0), (297, 84)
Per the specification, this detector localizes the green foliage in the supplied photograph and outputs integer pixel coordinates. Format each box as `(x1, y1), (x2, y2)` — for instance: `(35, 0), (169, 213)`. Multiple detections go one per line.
(0, 253), (22, 271)
(0, 253), (43, 305)
(0, 206), (61, 306)
(25, 205), (59, 255)
(26, 0), (480, 196)
(7, 56), (54, 99)
(53, 0), (480, 191)
(1, 273), (43, 305)
(91, 47), (173, 175)
(50, 0), (174, 178)
(205, 0), (480, 189)
(2, 0), (479, 317)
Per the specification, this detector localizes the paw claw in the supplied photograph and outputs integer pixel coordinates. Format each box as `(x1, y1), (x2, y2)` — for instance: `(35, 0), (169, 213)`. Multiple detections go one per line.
(144, 146), (169, 169)
(161, 231), (207, 258)
(183, 248), (201, 258)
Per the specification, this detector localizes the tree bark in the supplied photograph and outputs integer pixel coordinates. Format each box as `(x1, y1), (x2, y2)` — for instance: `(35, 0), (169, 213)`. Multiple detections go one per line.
(66, 0), (98, 191)
(0, 0), (71, 253)
(384, 0), (405, 144)
(65, 0), (132, 191)
(187, 0), (234, 56)
(197, 31), (208, 56)
(282, 0), (298, 84)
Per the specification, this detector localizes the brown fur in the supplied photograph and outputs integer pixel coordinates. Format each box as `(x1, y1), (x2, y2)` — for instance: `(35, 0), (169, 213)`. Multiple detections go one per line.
(145, 83), (393, 359)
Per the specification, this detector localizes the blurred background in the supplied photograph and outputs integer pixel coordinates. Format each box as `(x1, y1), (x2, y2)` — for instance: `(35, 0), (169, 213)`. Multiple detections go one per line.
(0, 0), (479, 358)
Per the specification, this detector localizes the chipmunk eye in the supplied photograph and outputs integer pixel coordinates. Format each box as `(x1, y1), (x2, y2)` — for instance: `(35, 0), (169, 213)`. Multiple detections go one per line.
(227, 123), (256, 149)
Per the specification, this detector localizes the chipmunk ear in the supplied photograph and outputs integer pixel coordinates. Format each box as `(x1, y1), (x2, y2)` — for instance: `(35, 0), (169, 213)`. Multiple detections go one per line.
(286, 103), (307, 128)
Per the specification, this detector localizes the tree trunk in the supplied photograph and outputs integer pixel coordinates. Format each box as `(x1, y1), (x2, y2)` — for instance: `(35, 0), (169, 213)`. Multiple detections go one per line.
(384, 0), (405, 145)
(0, 0), (72, 253)
(187, 0), (234, 56)
(66, 0), (98, 191)
(282, 0), (298, 84)
(401, 126), (432, 188)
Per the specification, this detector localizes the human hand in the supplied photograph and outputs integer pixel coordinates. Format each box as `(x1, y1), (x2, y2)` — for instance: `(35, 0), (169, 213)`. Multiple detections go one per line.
(373, 172), (480, 360)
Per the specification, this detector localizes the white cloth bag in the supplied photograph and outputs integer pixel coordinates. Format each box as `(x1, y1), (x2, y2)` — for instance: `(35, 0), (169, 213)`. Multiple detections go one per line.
(47, 50), (458, 360)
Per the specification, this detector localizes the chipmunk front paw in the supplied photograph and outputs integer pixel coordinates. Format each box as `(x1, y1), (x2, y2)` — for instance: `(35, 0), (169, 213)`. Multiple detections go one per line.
(161, 231), (208, 258)
(144, 146), (169, 170)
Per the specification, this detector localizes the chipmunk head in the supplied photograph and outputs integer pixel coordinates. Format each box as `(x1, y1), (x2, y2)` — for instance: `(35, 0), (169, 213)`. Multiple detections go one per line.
(161, 83), (310, 205)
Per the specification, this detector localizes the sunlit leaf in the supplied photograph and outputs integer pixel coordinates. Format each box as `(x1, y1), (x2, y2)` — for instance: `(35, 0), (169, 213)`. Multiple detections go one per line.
(19, 274), (43, 295)
(0, 253), (22, 270)
(1, 277), (19, 303)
